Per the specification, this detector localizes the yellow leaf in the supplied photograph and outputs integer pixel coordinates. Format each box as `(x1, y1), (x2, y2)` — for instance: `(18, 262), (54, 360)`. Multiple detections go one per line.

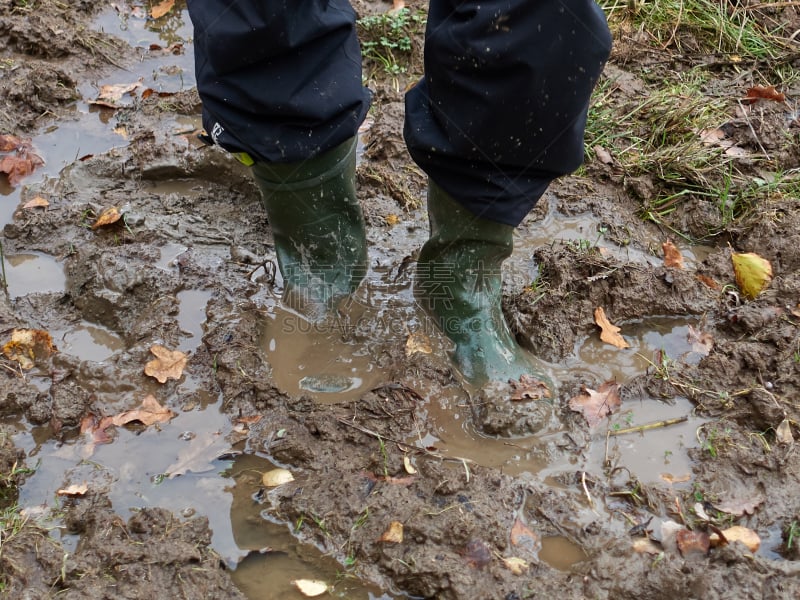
(379, 521), (404, 543)
(385, 214), (401, 226)
(291, 579), (328, 597)
(731, 252), (773, 299)
(2, 328), (56, 369)
(710, 525), (761, 552)
(111, 394), (177, 427)
(405, 331), (432, 356)
(502, 556), (529, 575)
(23, 196), (49, 209)
(144, 345), (188, 383)
(150, 0), (175, 19)
(261, 468), (294, 487)
(91, 206), (122, 229)
(594, 307), (630, 349)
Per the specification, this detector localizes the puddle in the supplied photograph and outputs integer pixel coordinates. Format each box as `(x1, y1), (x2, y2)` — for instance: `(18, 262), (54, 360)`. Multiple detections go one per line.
(54, 322), (126, 362)
(176, 289), (212, 351)
(539, 536), (588, 571)
(2, 252), (66, 298)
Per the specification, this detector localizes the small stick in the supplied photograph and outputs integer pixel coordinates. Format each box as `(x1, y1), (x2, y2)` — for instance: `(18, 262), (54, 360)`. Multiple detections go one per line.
(581, 471), (600, 516)
(608, 416), (688, 436)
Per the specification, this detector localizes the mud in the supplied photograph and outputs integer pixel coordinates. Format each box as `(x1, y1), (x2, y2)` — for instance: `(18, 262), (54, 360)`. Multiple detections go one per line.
(2, 1), (800, 599)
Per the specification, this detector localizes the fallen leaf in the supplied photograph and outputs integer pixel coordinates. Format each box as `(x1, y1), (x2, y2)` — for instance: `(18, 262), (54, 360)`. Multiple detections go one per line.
(111, 394), (176, 427)
(660, 473), (691, 485)
(79, 413), (116, 458)
(291, 579), (328, 597)
(91, 206), (122, 229)
(775, 418), (794, 445)
(731, 251), (773, 300)
(166, 430), (230, 478)
(405, 331), (432, 356)
(403, 455), (417, 475)
(510, 518), (541, 555)
(2, 328), (56, 369)
(385, 214), (401, 226)
(57, 483), (89, 497)
(0, 134), (21, 151)
(379, 521), (404, 543)
(568, 381), (622, 427)
(662, 240), (684, 269)
(89, 81), (142, 108)
(594, 307), (630, 349)
(698, 127), (749, 157)
(696, 274), (721, 290)
(710, 525), (760, 552)
(693, 502), (712, 522)
(236, 415), (263, 425)
(150, 0), (175, 19)
(715, 492), (765, 517)
(262, 468), (295, 487)
(687, 324), (713, 356)
(22, 196), (49, 209)
(144, 345), (188, 383)
(502, 556), (529, 575)
(594, 145), (614, 164)
(632, 537), (661, 555)
(509, 374), (552, 401)
(0, 152), (44, 186)
(676, 529), (710, 558)
(744, 84), (785, 103)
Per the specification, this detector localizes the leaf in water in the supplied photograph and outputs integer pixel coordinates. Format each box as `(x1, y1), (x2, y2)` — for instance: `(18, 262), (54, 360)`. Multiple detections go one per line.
(568, 381), (621, 427)
(261, 468), (295, 487)
(675, 529), (710, 558)
(378, 521), (404, 543)
(0, 135), (44, 186)
(687, 324), (713, 356)
(291, 580), (328, 597)
(509, 374), (551, 401)
(2, 328), (56, 369)
(22, 196), (49, 209)
(57, 483), (89, 497)
(662, 240), (684, 269)
(594, 307), (630, 349)
(91, 206), (122, 229)
(88, 81), (143, 108)
(150, 0), (175, 19)
(510, 518), (541, 556)
(166, 430), (229, 478)
(710, 525), (760, 552)
(111, 394), (176, 427)
(731, 252), (773, 300)
(78, 413), (116, 458)
(144, 344), (188, 383)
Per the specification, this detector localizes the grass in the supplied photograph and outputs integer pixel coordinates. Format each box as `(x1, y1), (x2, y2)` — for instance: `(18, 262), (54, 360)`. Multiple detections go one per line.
(357, 8), (425, 87)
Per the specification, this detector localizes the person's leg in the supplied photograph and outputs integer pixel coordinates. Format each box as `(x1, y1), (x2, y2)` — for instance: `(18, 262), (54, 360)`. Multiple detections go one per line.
(187, 0), (371, 316)
(406, 0), (612, 386)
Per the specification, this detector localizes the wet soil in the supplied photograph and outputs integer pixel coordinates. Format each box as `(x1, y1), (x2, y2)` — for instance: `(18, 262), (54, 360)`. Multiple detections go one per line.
(2, 1), (800, 599)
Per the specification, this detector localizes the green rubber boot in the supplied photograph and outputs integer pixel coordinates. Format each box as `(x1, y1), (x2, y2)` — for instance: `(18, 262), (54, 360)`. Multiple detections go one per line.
(251, 137), (367, 319)
(415, 180), (553, 391)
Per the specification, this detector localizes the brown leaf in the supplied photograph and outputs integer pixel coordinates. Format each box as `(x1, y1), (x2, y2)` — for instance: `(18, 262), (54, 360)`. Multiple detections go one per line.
(2, 328), (56, 369)
(22, 196), (49, 209)
(79, 413), (116, 457)
(687, 324), (713, 356)
(594, 145), (614, 164)
(594, 307), (630, 349)
(660, 473), (691, 485)
(0, 152), (44, 186)
(405, 331), (432, 356)
(0, 134), (22, 152)
(744, 84), (785, 103)
(568, 381), (622, 427)
(710, 526), (761, 552)
(775, 418), (794, 445)
(379, 521), (404, 544)
(510, 518), (541, 555)
(696, 274), (721, 290)
(715, 492), (765, 517)
(150, 0), (175, 19)
(509, 374), (552, 401)
(675, 529), (710, 558)
(89, 81), (142, 108)
(662, 240), (684, 269)
(91, 206), (122, 229)
(144, 344), (188, 383)
(111, 394), (176, 427)
(57, 483), (89, 497)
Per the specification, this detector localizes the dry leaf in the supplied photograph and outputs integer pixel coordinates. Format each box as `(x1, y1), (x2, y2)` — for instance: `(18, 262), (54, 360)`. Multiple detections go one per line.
(2, 328), (56, 369)
(660, 473), (691, 485)
(89, 81), (142, 108)
(731, 252), (773, 300)
(710, 525), (760, 552)
(510, 518), (540, 555)
(687, 324), (713, 356)
(698, 127), (749, 157)
(23, 196), (49, 209)
(744, 84), (785, 103)
(379, 521), (404, 543)
(568, 381), (621, 427)
(57, 483), (89, 497)
(594, 307), (630, 349)
(79, 413), (116, 458)
(291, 579), (328, 597)
(509, 374), (552, 401)
(775, 418), (794, 445)
(405, 331), (432, 356)
(502, 556), (529, 575)
(696, 274), (720, 290)
(111, 394), (176, 427)
(693, 502), (712, 522)
(236, 415), (263, 425)
(0, 152), (44, 186)
(715, 492), (765, 517)
(662, 240), (684, 269)
(144, 345), (188, 383)
(150, 0), (175, 19)
(262, 468), (295, 487)
(676, 529), (710, 558)
(632, 537), (661, 555)
(91, 206), (122, 229)
(594, 145), (614, 164)
(385, 214), (401, 226)
(403, 455), (417, 475)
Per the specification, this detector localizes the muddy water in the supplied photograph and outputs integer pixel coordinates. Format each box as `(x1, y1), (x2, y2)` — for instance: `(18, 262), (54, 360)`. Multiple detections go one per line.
(4, 4), (715, 599)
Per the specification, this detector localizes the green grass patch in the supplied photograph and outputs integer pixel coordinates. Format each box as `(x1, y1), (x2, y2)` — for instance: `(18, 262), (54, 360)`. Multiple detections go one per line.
(357, 8), (426, 86)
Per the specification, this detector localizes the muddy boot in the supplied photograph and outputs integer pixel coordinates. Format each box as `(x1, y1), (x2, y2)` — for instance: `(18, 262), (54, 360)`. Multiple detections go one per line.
(251, 137), (367, 320)
(415, 180), (553, 394)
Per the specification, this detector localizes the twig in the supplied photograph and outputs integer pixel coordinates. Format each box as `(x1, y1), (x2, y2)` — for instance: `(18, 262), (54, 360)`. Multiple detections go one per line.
(737, 99), (771, 160)
(581, 471), (600, 516)
(608, 416), (689, 436)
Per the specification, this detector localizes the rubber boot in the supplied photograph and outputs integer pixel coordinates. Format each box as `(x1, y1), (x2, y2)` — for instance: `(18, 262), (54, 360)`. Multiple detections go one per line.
(251, 137), (367, 319)
(415, 180), (552, 391)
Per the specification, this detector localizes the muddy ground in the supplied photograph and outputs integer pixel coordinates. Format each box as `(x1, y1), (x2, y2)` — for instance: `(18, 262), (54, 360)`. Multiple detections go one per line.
(1, 1), (800, 599)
